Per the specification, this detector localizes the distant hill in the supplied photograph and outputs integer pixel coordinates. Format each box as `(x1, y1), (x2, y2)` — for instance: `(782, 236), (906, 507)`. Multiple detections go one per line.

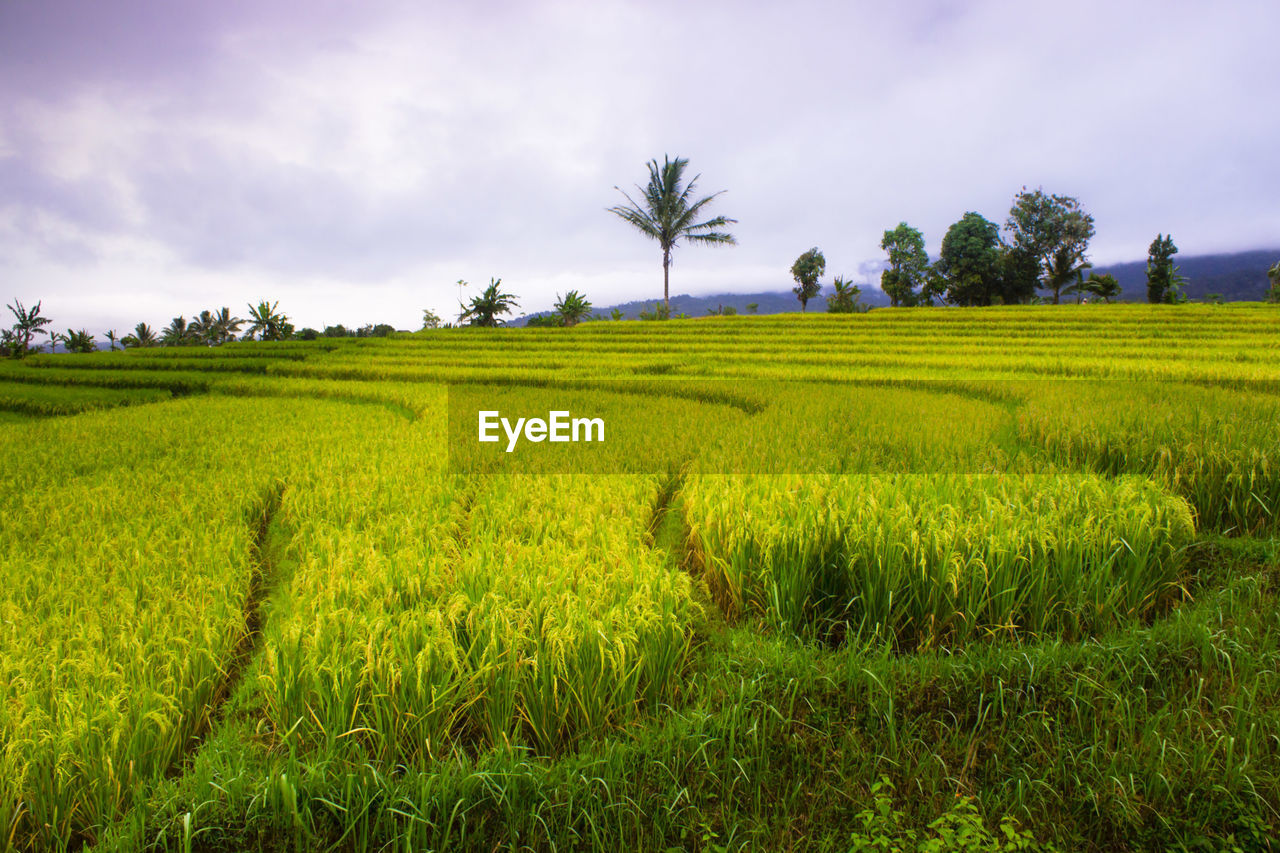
(513, 286), (890, 325)
(511, 248), (1277, 324)
(1092, 248), (1278, 302)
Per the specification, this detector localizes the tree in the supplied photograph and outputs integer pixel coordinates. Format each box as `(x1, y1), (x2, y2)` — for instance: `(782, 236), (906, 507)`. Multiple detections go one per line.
(553, 290), (593, 327)
(1047, 245), (1093, 304)
(826, 276), (868, 313)
(937, 213), (1002, 306)
(458, 278), (518, 327)
(1267, 261), (1280, 303)
(638, 302), (670, 321)
(1146, 234), (1187, 304)
(997, 245), (1040, 305)
(6, 299), (53, 356)
(607, 155), (737, 315)
(245, 300), (292, 340)
(420, 309), (442, 330)
(1004, 187), (1096, 304)
(104, 329), (120, 351)
(610, 308), (625, 321)
(879, 223), (931, 307)
(211, 307), (243, 344)
(746, 302), (758, 314)
(161, 316), (194, 346)
(1082, 272), (1122, 303)
(121, 322), (157, 348)
(790, 248), (826, 311)
(57, 329), (96, 354)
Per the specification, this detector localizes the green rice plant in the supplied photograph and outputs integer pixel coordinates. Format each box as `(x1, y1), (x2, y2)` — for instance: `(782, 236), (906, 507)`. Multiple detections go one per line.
(0, 380), (171, 416)
(682, 473), (1195, 649)
(1018, 382), (1280, 533)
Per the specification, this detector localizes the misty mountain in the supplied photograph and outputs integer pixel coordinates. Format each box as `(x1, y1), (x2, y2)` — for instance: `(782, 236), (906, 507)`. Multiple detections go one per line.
(513, 248), (1278, 324)
(513, 286), (891, 325)
(1090, 248), (1278, 302)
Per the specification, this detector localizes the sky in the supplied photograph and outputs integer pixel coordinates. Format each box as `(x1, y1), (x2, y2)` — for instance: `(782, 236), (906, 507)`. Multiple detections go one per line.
(2, 0), (1277, 333)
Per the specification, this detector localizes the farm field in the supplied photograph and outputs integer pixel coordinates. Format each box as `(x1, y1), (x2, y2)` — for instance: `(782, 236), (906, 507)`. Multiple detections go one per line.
(2, 304), (1279, 851)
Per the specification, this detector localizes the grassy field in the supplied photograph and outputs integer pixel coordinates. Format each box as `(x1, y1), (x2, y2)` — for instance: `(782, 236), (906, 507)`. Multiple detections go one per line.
(2, 304), (1279, 851)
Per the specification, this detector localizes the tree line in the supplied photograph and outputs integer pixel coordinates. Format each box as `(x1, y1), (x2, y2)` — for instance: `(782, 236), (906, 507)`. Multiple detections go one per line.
(792, 189), (1218, 310)
(3, 300), (305, 357)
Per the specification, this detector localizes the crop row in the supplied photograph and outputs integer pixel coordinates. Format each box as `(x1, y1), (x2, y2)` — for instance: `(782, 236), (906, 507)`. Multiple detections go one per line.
(682, 473), (1196, 648)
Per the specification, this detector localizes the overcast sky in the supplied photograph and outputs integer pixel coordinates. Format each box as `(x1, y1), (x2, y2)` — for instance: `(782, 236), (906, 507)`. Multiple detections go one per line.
(2, 0), (1277, 332)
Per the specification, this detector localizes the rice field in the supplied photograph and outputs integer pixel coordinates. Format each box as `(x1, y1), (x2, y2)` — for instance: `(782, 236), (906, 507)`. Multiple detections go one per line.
(1, 304), (1279, 851)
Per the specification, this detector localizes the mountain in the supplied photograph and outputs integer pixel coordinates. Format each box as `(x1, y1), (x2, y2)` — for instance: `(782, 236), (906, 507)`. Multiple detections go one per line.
(513, 286), (891, 325)
(1091, 248), (1278, 302)
(511, 249), (1278, 324)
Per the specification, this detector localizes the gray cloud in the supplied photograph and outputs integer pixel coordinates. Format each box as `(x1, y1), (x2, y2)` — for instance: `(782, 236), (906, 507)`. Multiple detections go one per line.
(2, 0), (1278, 331)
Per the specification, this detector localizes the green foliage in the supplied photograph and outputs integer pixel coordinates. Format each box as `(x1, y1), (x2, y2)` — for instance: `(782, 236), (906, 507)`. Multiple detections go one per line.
(610, 308), (625, 321)
(1082, 272), (1121, 303)
(458, 278), (519, 327)
(938, 213), (1003, 306)
(1265, 261), (1279, 303)
(1147, 234), (1188, 304)
(826, 276), (868, 313)
(121, 322), (157, 348)
(1004, 188), (1096, 304)
(791, 247), (827, 311)
(245, 300), (293, 340)
(5, 299), (53, 356)
(57, 328), (97, 354)
(880, 223), (931, 307)
(746, 302), (758, 314)
(846, 778), (1046, 852)
(638, 302), (671, 321)
(607, 155), (737, 314)
(554, 290), (593, 326)
(420, 309), (442, 330)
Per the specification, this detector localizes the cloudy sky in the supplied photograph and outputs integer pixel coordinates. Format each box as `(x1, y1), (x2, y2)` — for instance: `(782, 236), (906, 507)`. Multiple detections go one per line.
(2, 0), (1277, 332)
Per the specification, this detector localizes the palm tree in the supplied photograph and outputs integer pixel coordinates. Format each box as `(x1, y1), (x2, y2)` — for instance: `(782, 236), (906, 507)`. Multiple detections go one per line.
(826, 277), (867, 313)
(608, 155), (737, 315)
(212, 307), (244, 344)
(105, 329), (120, 351)
(553, 290), (593, 327)
(245, 300), (291, 340)
(162, 316), (193, 346)
(458, 278), (519, 327)
(189, 310), (215, 345)
(122, 322), (157, 348)
(1045, 245), (1092, 305)
(57, 328), (95, 353)
(6, 299), (53, 355)
(1082, 272), (1122, 303)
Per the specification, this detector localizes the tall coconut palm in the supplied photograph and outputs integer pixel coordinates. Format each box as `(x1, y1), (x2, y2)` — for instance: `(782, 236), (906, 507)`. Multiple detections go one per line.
(458, 278), (519, 327)
(607, 155), (737, 316)
(104, 329), (120, 351)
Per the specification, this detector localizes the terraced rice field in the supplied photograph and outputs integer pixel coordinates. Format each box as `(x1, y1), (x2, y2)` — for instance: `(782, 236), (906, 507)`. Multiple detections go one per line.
(2, 304), (1279, 851)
